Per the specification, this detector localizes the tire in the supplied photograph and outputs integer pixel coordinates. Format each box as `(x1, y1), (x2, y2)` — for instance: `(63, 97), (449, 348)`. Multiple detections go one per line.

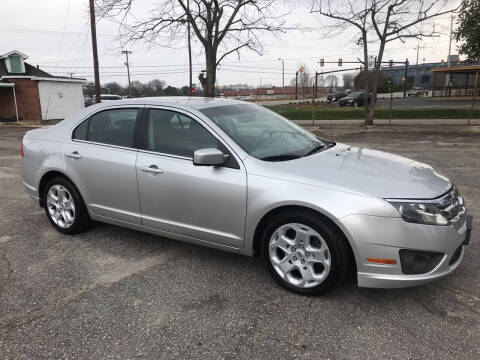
(43, 177), (91, 234)
(261, 209), (351, 295)
(339, 103), (345, 107)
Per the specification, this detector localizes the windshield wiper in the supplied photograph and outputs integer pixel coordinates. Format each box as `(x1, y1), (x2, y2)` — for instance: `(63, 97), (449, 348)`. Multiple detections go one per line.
(261, 154), (303, 161)
(304, 143), (326, 156)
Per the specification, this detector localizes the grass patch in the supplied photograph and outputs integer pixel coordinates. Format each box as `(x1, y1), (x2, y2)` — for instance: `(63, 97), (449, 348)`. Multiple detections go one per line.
(266, 104), (480, 120)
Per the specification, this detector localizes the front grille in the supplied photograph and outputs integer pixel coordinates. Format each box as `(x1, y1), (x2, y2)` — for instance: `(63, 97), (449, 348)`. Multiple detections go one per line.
(435, 187), (466, 224)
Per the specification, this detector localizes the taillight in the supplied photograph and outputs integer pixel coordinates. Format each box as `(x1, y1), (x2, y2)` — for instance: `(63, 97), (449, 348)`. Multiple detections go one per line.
(21, 143), (24, 157)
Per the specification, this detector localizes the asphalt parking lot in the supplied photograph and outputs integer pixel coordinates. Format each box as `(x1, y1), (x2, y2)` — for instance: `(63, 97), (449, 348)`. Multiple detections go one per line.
(1, 124), (479, 359)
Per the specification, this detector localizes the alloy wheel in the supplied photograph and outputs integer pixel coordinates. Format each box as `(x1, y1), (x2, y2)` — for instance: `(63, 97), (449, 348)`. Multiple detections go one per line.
(46, 184), (76, 229)
(268, 223), (331, 288)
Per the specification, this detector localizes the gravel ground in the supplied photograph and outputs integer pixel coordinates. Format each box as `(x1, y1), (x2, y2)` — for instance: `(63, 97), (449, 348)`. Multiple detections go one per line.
(0, 124), (479, 360)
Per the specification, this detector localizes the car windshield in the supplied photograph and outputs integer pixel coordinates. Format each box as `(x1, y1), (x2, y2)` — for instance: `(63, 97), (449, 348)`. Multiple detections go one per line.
(199, 104), (334, 161)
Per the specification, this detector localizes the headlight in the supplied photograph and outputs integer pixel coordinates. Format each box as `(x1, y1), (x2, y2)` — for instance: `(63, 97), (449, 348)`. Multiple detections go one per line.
(387, 201), (449, 225)
(387, 187), (466, 226)
(347, 99), (354, 102)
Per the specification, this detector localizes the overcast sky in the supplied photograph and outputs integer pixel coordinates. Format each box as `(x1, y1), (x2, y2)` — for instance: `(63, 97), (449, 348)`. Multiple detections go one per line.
(0, 0), (461, 88)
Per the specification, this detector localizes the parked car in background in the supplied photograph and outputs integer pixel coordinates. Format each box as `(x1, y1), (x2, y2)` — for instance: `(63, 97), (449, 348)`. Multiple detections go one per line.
(407, 87), (427, 96)
(327, 92), (348, 102)
(84, 94), (124, 107)
(101, 94), (124, 101)
(338, 92), (371, 107)
(22, 98), (472, 295)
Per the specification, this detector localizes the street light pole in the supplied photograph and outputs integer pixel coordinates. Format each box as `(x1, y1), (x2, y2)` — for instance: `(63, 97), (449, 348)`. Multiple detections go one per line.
(89, 0), (101, 103)
(278, 58), (284, 94)
(122, 50), (132, 97)
(414, 45), (419, 88)
(403, 59), (409, 98)
(295, 71), (298, 100)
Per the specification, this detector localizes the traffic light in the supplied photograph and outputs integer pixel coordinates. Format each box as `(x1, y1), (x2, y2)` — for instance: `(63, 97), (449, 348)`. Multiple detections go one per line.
(389, 60), (393, 68)
(338, 58), (342, 66)
(441, 59), (445, 65)
(300, 66), (304, 73)
(320, 58), (324, 67)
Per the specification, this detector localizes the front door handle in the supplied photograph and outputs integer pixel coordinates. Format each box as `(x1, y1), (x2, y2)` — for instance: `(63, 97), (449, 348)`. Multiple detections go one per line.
(141, 165), (164, 175)
(65, 151), (82, 160)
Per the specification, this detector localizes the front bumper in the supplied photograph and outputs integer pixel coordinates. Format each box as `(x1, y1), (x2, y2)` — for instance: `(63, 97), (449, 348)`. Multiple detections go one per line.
(340, 214), (472, 289)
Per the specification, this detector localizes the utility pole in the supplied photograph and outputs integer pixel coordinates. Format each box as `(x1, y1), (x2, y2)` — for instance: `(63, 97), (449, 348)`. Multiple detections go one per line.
(446, 14), (454, 88)
(122, 50), (132, 97)
(403, 59), (409, 98)
(414, 45), (420, 87)
(187, 0), (193, 95)
(89, 0), (101, 103)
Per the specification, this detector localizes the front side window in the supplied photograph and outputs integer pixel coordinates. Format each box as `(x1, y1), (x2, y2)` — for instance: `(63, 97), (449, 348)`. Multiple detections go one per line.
(73, 108), (138, 148)
(147, 109), (217, 158)
(200, 104), (333, 160)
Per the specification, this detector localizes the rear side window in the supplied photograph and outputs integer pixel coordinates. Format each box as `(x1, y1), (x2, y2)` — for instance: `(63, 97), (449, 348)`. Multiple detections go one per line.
(73, 108), (138, 148)
(73, 119), (88, 140)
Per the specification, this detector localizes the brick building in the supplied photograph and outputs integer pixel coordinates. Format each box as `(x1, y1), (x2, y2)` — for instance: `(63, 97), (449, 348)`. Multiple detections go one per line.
(0, 50), (85, 122)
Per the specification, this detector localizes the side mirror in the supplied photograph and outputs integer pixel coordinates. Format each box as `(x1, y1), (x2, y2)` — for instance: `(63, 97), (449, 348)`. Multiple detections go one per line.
(193, 148), (227, 166)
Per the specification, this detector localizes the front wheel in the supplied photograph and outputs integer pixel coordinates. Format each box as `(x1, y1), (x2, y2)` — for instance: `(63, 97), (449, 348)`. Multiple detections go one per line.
(44, 177), (91, 234)
(262, 210), (351, 295)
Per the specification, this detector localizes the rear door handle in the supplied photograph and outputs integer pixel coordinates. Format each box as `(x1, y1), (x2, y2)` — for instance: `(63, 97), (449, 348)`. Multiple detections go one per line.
(141, 165), (164, 175)
(65, 151), (82, 160)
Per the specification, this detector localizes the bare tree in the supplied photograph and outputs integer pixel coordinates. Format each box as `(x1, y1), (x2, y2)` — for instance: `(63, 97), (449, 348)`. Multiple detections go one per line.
(342, 73), (355, 89)
(325, 74), (338, 90)
(96, 0), (289, 97)
(311, 0), (459, 125)
(289, 63), (314, 98)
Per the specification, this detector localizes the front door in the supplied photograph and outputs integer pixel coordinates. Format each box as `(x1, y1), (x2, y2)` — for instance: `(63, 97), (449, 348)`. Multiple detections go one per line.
(64, 107), (142, 224)
(136, 108), (247, 248)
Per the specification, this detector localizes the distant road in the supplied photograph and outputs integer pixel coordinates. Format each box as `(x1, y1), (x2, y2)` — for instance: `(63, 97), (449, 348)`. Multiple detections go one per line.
(257, 97), (474, 108)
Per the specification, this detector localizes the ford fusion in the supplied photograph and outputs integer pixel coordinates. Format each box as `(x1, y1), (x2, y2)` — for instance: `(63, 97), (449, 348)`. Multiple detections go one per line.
(22, 98), (473, 295)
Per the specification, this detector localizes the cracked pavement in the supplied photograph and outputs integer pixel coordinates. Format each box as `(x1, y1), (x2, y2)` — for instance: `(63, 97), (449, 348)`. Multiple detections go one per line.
(0, 124), (479, 359)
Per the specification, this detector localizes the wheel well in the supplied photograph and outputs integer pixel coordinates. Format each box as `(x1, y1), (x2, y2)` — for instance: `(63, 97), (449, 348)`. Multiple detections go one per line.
(38, 171), (76, 207)
(252, 205), (356, 269)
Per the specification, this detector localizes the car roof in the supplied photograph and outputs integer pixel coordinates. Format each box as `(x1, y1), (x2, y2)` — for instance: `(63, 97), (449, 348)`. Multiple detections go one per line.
(91, 96), (248, 111)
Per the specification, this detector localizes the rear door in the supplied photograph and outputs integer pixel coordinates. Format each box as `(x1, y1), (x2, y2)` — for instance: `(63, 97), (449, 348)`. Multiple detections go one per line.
(64, 107), (142, 224)
(136, 107), (247, 248)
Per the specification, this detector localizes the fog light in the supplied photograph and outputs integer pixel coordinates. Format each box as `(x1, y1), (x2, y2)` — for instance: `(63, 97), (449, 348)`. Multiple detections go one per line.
(399, 249), (444, 275)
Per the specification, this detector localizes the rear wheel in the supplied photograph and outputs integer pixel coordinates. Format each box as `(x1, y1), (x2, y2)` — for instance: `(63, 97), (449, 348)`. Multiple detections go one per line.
(262, 209), (351, 295)
(43, 177), (91, 234)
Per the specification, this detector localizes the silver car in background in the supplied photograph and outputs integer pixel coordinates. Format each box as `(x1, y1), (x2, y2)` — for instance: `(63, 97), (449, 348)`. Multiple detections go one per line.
(22, 98), (472, 295)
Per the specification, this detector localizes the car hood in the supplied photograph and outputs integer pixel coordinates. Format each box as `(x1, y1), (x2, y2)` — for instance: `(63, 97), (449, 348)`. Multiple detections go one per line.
(254, 143), (451, 199)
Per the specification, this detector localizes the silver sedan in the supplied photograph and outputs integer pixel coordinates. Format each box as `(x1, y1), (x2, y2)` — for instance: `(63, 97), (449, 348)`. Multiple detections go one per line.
(22, 97), (472, 295)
